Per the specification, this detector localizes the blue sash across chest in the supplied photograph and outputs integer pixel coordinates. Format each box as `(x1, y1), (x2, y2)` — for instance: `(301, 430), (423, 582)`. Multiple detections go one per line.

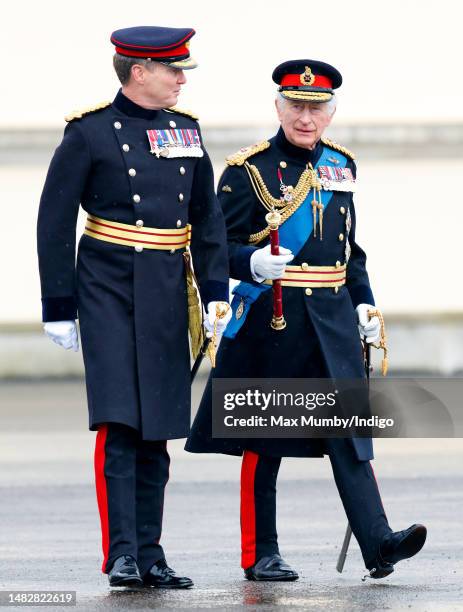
(223, 145), (348, 339)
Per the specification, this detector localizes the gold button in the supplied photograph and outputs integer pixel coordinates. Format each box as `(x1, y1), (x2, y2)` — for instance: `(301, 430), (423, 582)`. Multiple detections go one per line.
(179, 166), (186, 175)
(134, 245), (143, 253)
(114, 121), (122, 129)
(301, 262), (309, 271)
(338, 233), (344, 241)
(279, 161), (287, 168)
(335, 260), (341, 268)
(176, 219), (182, 227)
(178, 193), (184, 202)
(136, 220), (144, 227)
(169, 120), (177, 128)
(334, 286), (339, 294)
(170, 248), (176, 254)
(122, 144), (130, 152)
(305, 288), (313, 296)
(133, 194), (141, 203)
(128, 168), (136, 177)
(340, 206), (346, 214)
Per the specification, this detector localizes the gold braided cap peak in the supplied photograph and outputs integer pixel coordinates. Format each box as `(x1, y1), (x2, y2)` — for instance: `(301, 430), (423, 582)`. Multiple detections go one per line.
(226, 140), (271, 166)
(321, 137), (355, 160)
(65, 101), (111, 122)
(166, 106), (199, 121)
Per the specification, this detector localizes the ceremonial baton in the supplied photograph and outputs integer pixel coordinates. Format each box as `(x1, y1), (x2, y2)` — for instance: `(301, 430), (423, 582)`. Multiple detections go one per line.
(265, 210), (286, 330)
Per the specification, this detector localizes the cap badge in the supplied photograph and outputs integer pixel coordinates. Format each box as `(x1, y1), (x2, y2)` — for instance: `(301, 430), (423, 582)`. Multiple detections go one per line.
(300, 66), (315, 86)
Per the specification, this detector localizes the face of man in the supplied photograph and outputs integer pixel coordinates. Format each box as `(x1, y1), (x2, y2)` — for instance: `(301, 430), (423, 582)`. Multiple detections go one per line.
(130, 62), (187, 108)
(275, 98), (334, 149)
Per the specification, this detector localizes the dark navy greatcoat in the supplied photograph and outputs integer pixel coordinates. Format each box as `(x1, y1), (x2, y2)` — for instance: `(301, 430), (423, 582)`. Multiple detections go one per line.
(186, 127), (375, 461)
(37, 90), (228, 440)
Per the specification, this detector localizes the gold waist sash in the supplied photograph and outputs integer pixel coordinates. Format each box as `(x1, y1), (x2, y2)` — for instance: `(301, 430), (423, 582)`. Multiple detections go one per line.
(84, 214), (191, 251)
(264, 263), (346, 288)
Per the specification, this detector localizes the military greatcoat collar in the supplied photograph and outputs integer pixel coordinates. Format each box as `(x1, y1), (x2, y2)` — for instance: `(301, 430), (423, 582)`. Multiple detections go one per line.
(113, 89), (160, 120)
(274, 126), (323, 166)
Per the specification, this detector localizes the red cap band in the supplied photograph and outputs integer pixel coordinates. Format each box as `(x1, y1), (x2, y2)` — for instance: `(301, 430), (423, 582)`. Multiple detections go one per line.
(281, 73), (333, 89)
(115, 43), (189, 59)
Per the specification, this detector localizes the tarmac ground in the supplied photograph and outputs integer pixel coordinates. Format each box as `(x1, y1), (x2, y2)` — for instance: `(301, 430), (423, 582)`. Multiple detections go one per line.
(1, 379), (462, 611)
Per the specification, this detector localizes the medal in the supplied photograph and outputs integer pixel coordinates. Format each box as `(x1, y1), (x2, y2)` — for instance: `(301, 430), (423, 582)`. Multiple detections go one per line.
(345, 208), (352, 263)
(318, 165), (356, 192)
(147, 128), (204, 158)
(277, 167), (294, 202)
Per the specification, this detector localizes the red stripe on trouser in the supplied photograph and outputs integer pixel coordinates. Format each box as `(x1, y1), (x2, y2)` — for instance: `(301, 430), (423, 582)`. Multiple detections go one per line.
(94, 425), (110, 572)
(240, 450), (259, 569)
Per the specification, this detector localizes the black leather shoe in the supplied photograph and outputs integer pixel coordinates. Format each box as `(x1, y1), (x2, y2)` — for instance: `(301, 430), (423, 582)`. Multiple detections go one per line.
(143, 558), (193, 589)
(381, 524), (427, 565)
(244, 554), (299, 581)
(366, 524), (427, 579)
(108, 555), (143, 587)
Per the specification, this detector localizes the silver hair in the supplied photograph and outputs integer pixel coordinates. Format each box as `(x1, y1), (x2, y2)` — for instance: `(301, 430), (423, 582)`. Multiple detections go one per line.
(276, 91), (337, 116)
(112, 53), (157, 85)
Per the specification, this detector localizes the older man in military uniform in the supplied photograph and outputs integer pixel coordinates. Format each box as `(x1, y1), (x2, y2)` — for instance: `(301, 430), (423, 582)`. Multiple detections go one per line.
(186, 59), (426, 581)
(37, 26), (231, 588)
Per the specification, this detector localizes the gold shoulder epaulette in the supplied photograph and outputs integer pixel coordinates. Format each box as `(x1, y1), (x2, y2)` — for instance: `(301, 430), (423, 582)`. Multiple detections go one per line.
(226, 141), (271, 166)
(65, 101), (111, 122)
(166, 106), (199, 121)
(322, 137), (355, 160)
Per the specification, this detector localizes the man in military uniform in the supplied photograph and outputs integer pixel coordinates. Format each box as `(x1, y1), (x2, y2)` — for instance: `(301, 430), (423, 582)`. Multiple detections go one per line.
(186, 60), (426, 581)
(37, 26), (231, 588)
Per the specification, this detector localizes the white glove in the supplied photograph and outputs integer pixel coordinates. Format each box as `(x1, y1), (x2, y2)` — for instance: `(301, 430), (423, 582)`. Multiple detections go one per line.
(203, 301), (232, 337)
(356, 304), (380, 344)
(250, 244), (294, 282)
(43, 320), (79, 352)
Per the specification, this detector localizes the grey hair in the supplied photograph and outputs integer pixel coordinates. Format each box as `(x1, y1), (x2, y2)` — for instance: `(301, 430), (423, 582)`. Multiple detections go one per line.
(112, 53), (157, 85)
(276, 91), (337, 116)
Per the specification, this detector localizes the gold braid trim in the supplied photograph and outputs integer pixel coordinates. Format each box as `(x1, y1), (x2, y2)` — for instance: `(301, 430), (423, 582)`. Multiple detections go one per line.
(321, 137), (355, 160)
(281, 90), (332, 102)
(183, 250), (205, 359)
(65, 101), (111, 122)
(368, 308), (388, 376)
(166, 106), (199, 121)
(206, 303), (231, 368)
(226, 141), (270, 166)
(245, 162), (320, 245)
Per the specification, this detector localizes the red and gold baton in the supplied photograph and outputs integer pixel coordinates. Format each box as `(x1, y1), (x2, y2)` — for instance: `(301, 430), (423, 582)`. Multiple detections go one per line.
(265, 210), (286, 331)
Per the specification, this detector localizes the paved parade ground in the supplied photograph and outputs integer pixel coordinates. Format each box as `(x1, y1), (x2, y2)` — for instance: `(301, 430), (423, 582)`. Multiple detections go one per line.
(1, 379), (463, 611)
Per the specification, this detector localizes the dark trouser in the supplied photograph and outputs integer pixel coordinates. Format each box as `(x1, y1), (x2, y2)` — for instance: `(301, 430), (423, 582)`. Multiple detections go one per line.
(240, 439), (392, 569)
(94, 423), (170, 576)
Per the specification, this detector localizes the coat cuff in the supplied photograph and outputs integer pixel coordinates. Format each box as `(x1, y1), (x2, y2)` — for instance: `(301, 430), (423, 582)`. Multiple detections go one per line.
(348, 285), (375, 309)
(230, 245), (259, 283)
(42, 296), (78, 322)
(199, 280), (229, 306)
